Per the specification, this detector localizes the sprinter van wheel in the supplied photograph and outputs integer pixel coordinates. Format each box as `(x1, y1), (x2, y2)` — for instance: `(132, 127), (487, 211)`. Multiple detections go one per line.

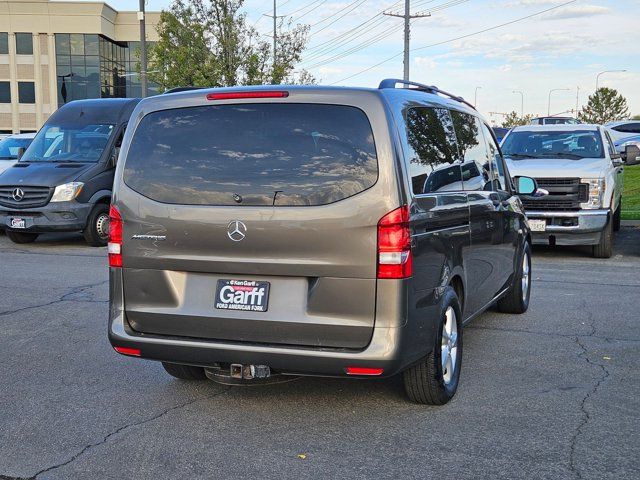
(83, 204), (110, 247)
(6, 231), (39, 244)
(497, 241), (531, 314)
(403, 287), (463, 405)
(162, 362), (207, 380)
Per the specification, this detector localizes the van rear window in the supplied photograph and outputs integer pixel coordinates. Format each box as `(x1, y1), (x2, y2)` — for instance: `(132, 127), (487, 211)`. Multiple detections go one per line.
(123, 103), (378, 206)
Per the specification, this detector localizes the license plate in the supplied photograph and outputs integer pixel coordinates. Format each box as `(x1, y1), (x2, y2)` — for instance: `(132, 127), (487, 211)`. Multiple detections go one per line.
(529, 219), (546, 232)
(10, 218), (26, 229)
(215, 279), (270, 312)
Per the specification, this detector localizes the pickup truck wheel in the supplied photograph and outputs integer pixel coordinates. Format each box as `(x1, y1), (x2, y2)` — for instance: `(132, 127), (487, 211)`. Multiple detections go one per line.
(83, 204), (110, 247)
(497, 242), (531, 314)
(613, 204), (621, 232)
(403, 287), (462, 405)
(6, 231), (39, 244)
(162, 362), (207, 380)
(592, 218), (613, 258)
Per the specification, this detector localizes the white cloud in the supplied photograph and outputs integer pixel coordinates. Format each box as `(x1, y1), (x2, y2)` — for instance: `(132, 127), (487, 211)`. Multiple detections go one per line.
(543, 5), (611, 20)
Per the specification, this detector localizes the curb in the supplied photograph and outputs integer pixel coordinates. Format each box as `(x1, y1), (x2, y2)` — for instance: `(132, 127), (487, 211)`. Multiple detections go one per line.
(621, 220), (640, 227)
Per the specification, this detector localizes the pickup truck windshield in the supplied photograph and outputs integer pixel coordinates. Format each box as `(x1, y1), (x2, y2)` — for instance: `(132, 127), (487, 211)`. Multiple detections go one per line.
(20, 123), (115, 163)
(502, 130), (604, 160)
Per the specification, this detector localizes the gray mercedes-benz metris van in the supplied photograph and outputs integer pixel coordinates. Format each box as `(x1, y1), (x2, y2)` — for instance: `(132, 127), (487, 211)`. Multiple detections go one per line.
(108, 80), (541, 405)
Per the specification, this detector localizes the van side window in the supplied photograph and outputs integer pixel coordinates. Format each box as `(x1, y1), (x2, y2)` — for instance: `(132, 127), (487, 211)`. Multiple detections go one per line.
(479, 122), (509, 192)
(405, 107), (462, 194)
(450, 111), (491, 192)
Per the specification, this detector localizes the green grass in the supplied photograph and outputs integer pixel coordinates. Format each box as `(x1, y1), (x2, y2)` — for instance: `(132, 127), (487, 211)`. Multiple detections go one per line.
(622, 165), (640, 220)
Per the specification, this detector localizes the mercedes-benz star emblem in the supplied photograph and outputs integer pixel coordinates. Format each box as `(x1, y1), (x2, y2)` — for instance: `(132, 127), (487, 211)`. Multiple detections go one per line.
(12, 188), (25, 202)
(227, 220), (247, 242)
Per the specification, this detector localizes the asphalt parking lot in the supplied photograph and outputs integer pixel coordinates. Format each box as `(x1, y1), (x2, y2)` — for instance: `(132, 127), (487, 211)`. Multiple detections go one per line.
(0, 227), (639, 480)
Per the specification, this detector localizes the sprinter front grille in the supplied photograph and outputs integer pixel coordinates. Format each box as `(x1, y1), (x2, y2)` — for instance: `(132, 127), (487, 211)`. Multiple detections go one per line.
(0, 186), (53, 209)
(521, 177), (588, 211)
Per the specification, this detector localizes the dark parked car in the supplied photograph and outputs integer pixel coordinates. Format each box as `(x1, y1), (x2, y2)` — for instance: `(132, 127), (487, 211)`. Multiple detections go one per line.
(108, 80), (540, 405)
(0, 98), (139, 246)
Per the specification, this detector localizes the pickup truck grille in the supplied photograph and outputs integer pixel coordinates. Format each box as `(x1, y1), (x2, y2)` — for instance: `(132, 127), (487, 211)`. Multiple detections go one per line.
(0, 186), (53, 209)
(521, 178), (588, 211)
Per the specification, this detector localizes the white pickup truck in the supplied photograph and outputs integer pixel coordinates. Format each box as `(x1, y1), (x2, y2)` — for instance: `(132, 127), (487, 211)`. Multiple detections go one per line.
(501, 124), (640, 258)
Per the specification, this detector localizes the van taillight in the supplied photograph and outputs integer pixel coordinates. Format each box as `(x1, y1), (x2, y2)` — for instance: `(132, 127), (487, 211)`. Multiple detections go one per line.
(108, 205), (123, 268)
(377, 206), (412, 279)
(206, 91), (289, 101)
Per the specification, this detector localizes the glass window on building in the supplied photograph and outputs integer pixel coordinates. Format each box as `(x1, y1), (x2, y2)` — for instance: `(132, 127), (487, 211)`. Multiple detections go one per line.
(15, 33), (33, 55)
(18, 82), (35, 103)
(0, 33), (8, 55)
(0, 82), (10, 103)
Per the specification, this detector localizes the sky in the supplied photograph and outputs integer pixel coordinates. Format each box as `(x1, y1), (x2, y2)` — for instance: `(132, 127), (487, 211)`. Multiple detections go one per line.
(83, 0), (640, 123)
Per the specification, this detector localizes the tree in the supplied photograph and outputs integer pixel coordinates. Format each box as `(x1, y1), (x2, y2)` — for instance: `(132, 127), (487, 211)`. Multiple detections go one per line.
(579, 87), (629, 124)
(148, 0), (315, 90)
(501, 111), (533, 128)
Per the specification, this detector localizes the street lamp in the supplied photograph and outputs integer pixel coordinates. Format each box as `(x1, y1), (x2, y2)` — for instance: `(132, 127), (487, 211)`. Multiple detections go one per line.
(548, 88), (570, 116)
(595, 70), (627, 91)
(512, 90), (524, 118)
(474, 86), (482, 107)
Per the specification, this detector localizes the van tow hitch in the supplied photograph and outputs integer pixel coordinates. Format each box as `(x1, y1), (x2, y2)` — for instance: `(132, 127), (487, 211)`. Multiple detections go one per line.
(205, 363), (295, 385)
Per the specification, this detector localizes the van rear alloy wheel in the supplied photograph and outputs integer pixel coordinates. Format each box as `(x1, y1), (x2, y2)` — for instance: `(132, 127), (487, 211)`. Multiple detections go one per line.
(497, 241), (531, 314)
(403, 287), (463, 405)
(83, 204), (110, 247)
(6, 231), (39, 244)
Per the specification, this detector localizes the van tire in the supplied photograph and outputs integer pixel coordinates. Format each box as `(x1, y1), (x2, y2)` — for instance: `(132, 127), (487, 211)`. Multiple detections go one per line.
(497, 241), (531, 314)
(83, 204), (110, 247)
(162, 362), (207, 380)
(592, 218), (613, 258)
(403, 287), (463, 405)
(6, 231), (39, 244)
(613, 204), (621, 232)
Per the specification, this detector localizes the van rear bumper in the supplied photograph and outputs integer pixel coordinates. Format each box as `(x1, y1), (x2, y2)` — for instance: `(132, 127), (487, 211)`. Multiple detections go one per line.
(0, 200), (92, 233)
(109, 311), (410, 377)
(108, 270), (421, 378)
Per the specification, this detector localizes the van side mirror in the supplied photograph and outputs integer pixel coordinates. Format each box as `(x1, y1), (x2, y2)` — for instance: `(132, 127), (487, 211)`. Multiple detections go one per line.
(624, 144), (640, 166)
(16, 147), (25, 160)
(514, 176), (548, 197)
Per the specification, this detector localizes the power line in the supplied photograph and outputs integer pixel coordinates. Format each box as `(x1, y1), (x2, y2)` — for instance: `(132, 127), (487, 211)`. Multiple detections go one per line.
(310, 0), (370, 36)
(290, 0), (331, 22)
(329, 0), (578, 85)
(303, 0), (471, 70)
(283, 0), (325, 18)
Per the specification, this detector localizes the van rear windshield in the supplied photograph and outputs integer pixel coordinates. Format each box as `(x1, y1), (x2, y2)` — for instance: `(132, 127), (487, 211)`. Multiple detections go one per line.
(123, 103), (378, 206)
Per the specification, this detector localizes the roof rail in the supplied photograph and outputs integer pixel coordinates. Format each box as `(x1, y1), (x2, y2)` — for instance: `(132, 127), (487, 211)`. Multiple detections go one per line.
(378, 78), (476, 110)
(163, 86), (208, 94)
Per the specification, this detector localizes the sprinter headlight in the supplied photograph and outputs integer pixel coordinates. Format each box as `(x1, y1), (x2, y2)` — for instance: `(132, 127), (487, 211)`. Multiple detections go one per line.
(50, 182), (84, 202)
(581, 178), (604, 209)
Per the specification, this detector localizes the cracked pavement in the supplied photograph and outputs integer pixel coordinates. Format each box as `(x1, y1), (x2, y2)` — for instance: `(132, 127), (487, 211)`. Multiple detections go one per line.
(0, 229), (639, 479)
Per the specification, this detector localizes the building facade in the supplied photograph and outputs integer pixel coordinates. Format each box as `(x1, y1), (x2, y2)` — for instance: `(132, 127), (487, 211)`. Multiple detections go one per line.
(0, 0), (160, 134)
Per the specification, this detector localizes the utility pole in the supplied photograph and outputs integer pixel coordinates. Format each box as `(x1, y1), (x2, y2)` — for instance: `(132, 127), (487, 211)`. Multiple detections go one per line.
(384, 1), (430, 81)
(575, 86), (580, 117)
(138, 0), (148, 97)
(263, 1), (285, 80)
(273, 0), (277, 69)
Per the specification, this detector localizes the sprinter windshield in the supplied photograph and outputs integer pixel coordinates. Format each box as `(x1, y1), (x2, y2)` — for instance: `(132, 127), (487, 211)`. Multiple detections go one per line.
(21, 124), (115, 163)
(123, 104), (378, 206)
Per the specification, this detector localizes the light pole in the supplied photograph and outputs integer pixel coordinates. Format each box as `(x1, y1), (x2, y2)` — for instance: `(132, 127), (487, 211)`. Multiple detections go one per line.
(512, 90), (524, 117)
(548, 88), (570, 116)
(138, 0), (148, 97)
(596, 70), (627, 91)
(474, 86), (482, 107)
